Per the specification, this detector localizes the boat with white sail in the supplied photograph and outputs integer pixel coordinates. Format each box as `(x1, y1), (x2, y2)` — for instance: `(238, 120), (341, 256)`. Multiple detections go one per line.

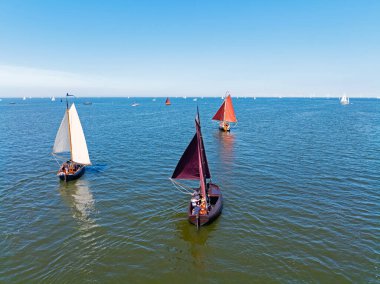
(52, 93), (91, 182)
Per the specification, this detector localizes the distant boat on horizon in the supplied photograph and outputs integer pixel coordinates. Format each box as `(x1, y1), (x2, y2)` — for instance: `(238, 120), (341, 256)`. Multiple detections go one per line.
(340, 94), (349, 105)
(170, 108), (222, 229)
(165, 97), (171, 105)
(53, 93), (91, 182)
(131, 102), (139, 107)
(83, 101), (92, 105)
(51, 96), (56, 101)
(193, 98), (197, 101)
(22, 96), (26, 100)
(212, 92), (237, 132)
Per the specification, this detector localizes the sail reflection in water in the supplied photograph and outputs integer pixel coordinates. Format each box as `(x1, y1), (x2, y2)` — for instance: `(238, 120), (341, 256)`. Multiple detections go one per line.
(176, 220), (217, 269)
(59, 180), (97, 229)
(214, 131), (235, 167)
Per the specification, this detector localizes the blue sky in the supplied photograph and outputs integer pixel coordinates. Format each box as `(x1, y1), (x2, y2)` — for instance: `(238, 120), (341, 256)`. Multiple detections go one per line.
(0, 0), (379, 97)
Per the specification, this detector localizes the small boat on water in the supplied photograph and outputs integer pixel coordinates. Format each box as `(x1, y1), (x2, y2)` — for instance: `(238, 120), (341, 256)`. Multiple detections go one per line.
(165, 97), (171, 105)
(340, 94), (349, 105)
(51, 96), (56, 101)
(52, 93), (91, 182)
(170, 108), (222, 229)
(212, 92), (237, 132)
(131, 102), (139, 107)
(22, 96), (26, 100)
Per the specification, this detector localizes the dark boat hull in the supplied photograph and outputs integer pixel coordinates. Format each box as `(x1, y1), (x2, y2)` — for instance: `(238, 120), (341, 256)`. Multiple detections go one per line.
(58, 165), (86, 182)
(188, 183), (223, 226)
(218, 126), (230, 132)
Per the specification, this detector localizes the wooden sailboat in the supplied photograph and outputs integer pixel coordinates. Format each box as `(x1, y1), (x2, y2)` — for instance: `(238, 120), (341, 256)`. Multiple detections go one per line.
(212, 93), (237, 132)
(165, 97), (171, 105)
(52, 94), (91, 182)
(171, 108), (223, 228)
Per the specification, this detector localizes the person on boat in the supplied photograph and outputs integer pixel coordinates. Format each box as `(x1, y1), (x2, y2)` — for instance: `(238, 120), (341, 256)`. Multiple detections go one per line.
(219, 121), (230, 131)
(60, 162), (68, 173)
(191, 189), (202, 215)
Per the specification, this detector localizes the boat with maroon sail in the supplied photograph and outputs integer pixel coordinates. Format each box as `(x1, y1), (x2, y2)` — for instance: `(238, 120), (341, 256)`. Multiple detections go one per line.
(212, 92), (237, 131)
(170, 108), (222, 228)
(165, 97), (171, 105)
(52, 93), (91, 182)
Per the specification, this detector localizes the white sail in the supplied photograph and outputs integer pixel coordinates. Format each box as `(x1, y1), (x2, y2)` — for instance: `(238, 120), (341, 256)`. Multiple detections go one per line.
(53, 110), (71, 154)
(340, 95), (349, 105)
(52, 103), (91, 165)
(68, 104), (91, 165)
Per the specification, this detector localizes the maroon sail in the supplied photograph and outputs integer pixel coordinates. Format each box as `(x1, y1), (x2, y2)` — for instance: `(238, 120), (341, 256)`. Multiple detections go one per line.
(171, 134), (199, 179)
(171, 111), (210, 180)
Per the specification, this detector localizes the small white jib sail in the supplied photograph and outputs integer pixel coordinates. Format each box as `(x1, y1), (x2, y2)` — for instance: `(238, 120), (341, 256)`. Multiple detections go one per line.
(53, 103), (91, 165)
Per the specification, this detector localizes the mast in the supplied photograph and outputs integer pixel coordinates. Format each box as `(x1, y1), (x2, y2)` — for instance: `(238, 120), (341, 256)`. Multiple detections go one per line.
(66, 93), (73, 161)
(195, 109), (209, 209)
(222, 96), (227, 122)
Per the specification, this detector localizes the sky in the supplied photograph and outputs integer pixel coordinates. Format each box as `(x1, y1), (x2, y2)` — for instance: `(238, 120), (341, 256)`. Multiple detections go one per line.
(0, 0), (379, 97)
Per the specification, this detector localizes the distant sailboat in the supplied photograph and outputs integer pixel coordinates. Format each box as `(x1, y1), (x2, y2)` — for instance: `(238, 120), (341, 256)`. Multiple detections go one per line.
(52, 94), (91, 182)
(22, 96), (26, 100)
(340, 94), (349, 105)
(170, 108), (222, 229)
(131, 102), (139, 107)
(51, 96), (56, 101)
(212, 93), (237, 132)
(165, 97), (171, 105)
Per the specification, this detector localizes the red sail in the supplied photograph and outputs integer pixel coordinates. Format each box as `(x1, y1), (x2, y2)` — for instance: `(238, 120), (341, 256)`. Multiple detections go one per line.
(212, 101), (226, 121)
(171, 112), (211, 180)
(165, 97), (171, 105)
(224, 95), (237, 122)
(212, 94), (237, 123)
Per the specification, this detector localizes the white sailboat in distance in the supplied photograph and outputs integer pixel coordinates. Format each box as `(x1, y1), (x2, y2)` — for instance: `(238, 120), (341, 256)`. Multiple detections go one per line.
(340, 94), (349, 105)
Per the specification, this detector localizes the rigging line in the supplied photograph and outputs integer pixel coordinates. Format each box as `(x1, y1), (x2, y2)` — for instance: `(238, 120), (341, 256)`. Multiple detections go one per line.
(170, 179), (193, 195)
(172, 182), (192, 195)
(53, 155), (62, 166)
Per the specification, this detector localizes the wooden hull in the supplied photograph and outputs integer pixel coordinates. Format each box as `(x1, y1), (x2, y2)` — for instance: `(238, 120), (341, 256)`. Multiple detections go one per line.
(58, 163), (86, 182)
(188, 183), (223, 227)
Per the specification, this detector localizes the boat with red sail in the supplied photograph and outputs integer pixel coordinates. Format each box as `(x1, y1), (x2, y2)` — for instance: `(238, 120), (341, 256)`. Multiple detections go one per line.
(165, 97), (171, 105)
(212, 92), (237, 131)
(170, 108), (222, 229)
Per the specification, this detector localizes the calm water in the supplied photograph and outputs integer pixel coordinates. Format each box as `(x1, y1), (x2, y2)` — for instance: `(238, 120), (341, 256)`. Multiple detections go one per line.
(0, 97), (379, 283)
